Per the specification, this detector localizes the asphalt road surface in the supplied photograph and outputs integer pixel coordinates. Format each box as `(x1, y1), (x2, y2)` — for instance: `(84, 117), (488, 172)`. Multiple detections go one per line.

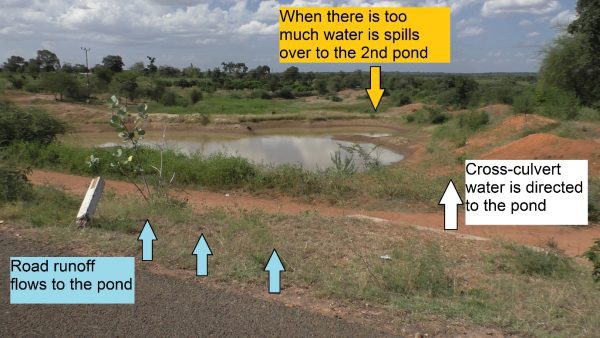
(1, 230), (394, 337)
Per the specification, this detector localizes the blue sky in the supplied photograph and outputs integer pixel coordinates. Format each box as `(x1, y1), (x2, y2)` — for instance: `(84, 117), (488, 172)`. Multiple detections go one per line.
(0, 0), (578, 73)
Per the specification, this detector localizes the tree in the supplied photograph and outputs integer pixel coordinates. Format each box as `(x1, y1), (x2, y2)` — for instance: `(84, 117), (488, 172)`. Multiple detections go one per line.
(36, 49), (60, 72)
(102, 55), (124, 73)
(129, 61), (145, 73)
(93, 65), (113, 90)
(145, 56), (157, 74)
(182, 63), (201, 78)
(26, 59), (41, 77)
(112, 72), (139, 105)
(3, 56), (26, 73)
(283, 66), (300, 83)
(158, 65), (181, 77)
(40, 72), (82, 100)
(568, 0), (600, 54)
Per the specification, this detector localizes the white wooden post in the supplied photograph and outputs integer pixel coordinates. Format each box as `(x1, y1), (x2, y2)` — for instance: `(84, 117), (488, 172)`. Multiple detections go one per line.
(76, 177), (105, 227)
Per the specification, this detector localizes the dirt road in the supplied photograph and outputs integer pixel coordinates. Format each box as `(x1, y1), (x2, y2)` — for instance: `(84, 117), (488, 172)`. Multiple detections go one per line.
(29, 170), (600, 256)
(0, 229), (393, 337)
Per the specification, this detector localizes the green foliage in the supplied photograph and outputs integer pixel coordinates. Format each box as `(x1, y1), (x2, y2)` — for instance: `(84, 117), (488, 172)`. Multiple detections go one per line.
(512, 90), (536, 114)
(190, 88), (203, 104)
(0, 102), (66, 145)
(0, 166), (32, 203)
(458, 110), (490, 131)
(376, 242), (453, 297)
(160, 89), (178, 106)
(392, 92), (411, 106)
(536, 85), (579, 119)
(330, 149), (356, 175)
(7, 75), (26, 89)
(40, 71), (85, 100)
(437, 76), (479, 108)
(577, 107), (600, 121)
(102, 55), (124, 73)
(489, 244), (574, 278)
(405, 107), (449, 124)
(583, 239), (600, 282)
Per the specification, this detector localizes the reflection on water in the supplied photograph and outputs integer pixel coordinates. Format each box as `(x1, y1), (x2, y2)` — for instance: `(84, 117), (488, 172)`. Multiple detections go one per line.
(100, 135), (403, 170)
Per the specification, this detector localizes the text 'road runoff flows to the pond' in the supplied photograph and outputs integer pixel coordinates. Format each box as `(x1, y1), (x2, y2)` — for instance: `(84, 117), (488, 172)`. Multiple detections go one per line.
(465, 160), (588, 225)
(10, 257), (134, 304)
(279, 7), (450, 63)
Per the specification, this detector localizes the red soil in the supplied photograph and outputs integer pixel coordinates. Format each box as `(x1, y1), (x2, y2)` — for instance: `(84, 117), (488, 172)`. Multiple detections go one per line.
(29, 170), (600, 257)
(481, 133), (600, 174)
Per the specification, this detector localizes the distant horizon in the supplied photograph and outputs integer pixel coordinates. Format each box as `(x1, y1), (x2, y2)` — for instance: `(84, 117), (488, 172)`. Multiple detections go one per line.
(1, 1), (577, 73)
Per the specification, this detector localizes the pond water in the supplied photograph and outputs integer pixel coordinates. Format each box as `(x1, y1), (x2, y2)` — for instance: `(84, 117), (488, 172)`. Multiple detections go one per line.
(66, 130), (404, 170)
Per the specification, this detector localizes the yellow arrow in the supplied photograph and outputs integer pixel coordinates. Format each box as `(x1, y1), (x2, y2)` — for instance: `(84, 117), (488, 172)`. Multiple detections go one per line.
(366, 66), (385, 111)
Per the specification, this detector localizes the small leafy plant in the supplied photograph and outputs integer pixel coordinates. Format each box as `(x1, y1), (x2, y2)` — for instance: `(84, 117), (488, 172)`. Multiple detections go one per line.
(584, 239), (600, 282)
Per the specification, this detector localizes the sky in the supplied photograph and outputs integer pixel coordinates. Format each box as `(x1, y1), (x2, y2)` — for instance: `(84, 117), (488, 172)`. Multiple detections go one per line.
(0, 0), (578, 73)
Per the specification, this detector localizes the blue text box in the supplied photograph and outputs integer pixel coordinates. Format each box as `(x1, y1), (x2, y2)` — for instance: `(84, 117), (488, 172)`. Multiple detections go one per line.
(10, 257), (135, 304)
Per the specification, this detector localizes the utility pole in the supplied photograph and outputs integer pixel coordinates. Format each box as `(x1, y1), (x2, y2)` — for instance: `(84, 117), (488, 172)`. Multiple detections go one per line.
(81, 47), (91, 101)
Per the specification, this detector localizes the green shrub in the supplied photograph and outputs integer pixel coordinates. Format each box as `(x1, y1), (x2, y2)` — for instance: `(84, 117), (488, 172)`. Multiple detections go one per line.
(513, 91), (536, 114)
(0, 102), (66, 145)
(375, 242), (453, 297)
(249, 89), (272, 100)
(0, 166), (32, 203)
(405, 107), (448, 124)
(7, 75), (25, 89)
(536, 86), (579, 119)
(458, 110), (489, 131)
(274, 88), (294, 99)
(577, 107), (600, 121)
(392, 92), (411, 106)
(583, 240), (600, 282)
(489, 244), (574, 278)
(160, 89), (178, 106)
(190, 88), (203, 104)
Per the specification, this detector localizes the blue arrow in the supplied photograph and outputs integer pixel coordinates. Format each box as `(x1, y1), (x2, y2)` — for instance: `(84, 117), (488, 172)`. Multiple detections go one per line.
(138, 219), (157, 261)
(264, 249), (285, 294)
(192, 234), (213, 276)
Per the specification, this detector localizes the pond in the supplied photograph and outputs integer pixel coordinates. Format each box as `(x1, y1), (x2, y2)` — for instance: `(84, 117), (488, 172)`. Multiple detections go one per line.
(64, 129), (404, 171)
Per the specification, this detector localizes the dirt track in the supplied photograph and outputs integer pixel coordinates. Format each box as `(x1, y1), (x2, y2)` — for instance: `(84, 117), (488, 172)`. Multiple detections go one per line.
(0, 229), (394, 337)
(29, 170), (600, 257)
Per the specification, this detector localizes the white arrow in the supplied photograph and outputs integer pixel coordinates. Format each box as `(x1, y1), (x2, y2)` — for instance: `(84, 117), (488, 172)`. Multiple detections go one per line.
(439, 180), (463, 230)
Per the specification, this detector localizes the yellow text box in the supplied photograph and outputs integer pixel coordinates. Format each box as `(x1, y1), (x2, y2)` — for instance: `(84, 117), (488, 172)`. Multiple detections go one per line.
(279, 7), (450, 63)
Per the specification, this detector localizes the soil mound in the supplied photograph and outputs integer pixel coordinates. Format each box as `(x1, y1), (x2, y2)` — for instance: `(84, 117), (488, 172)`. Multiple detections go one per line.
(480, 133), (600, 173)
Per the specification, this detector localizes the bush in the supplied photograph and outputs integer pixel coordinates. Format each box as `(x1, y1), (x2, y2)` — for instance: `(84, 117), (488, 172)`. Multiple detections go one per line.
(190, 89), (203, 104)
(513, 91), (536, 115)
(584, 240), (600, 282)
(160, 90), (178, 106)
(7, 75), (25, 89)
(249, 89), (272, 100)
(0, 166), (32, 203)
(405, 107), (448, 125)
(489, 244), (574, 278)
(536, 86), (579, 120)
(274, 88), (294, 99)
(0, 102), (66, 145)
(392, 92), (412, 106)
(458, 110), (490, 131)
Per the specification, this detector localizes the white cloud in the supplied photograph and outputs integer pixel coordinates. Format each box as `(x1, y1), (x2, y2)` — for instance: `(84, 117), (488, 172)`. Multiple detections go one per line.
(550, 9), (577, 26)
(238, 21), (277, 35)
(458, 26), (484, 38)
(481, 0), (560, 17)
(519, 19), (533, 26)
(527, 31), (539, 37)
(456, 17), (481, 29)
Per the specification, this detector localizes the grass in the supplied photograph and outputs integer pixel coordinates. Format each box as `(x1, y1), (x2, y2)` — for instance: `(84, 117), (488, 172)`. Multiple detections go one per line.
(2, 185), (599, 337)
(4, 141), (447, 208)
(146, 91), (375, 116)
